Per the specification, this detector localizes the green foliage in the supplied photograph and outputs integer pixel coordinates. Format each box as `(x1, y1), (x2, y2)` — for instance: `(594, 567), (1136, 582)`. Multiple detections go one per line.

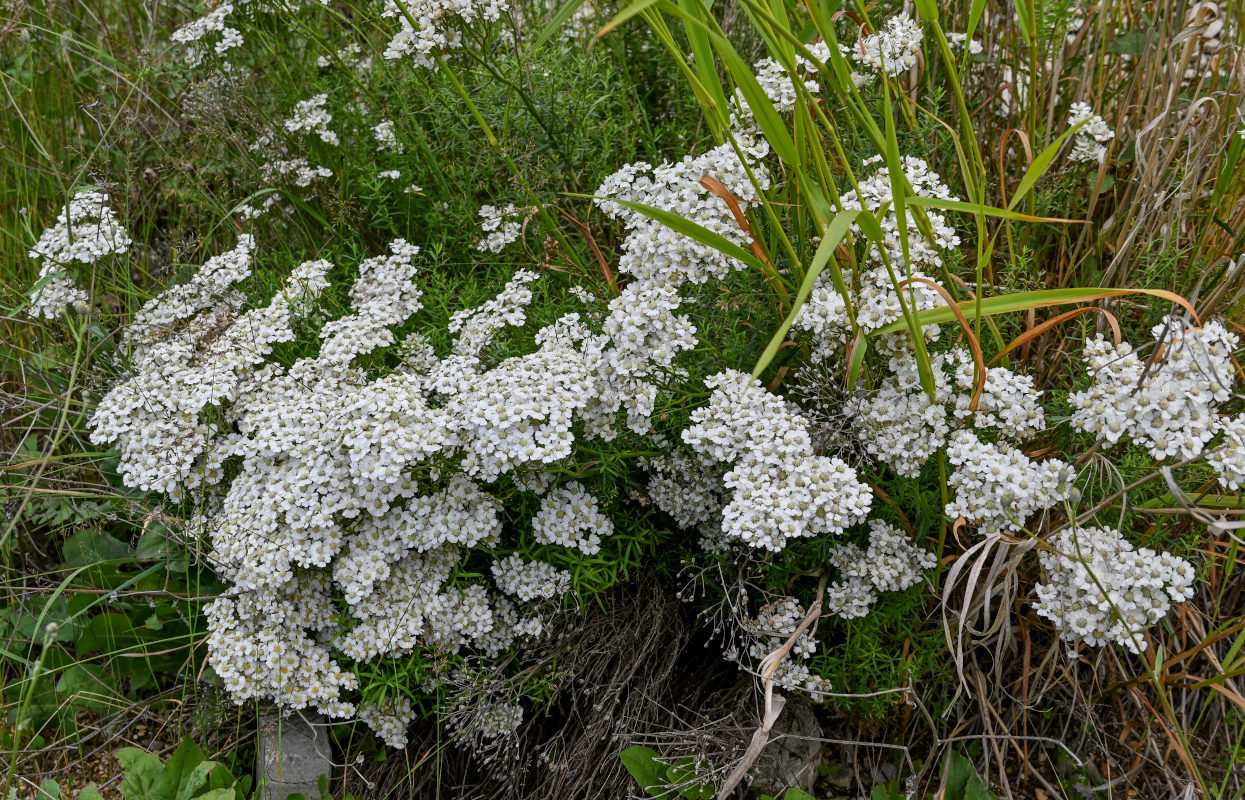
(116, 738), (249, 800)
(943, 752), (998, 800)
(619, 745), (714, 799)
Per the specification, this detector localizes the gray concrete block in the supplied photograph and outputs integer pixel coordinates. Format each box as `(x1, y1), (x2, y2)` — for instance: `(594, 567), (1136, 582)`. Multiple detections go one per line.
(258, 710), (332, 800)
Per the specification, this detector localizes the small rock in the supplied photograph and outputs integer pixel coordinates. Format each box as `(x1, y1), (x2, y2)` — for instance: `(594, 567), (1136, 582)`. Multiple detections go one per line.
(258, 710), (332, 800)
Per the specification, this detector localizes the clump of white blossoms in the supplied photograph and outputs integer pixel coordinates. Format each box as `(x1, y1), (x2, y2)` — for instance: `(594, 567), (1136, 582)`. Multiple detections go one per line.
(594, 139), (770, 286)
(263, 157), (334, 187)
(945, 31), (983, 55)
(794, 155), (957, 357)
(381, 0), (507, 69)
(945, 430), (1077, 534)
(532, 482), (615, 555)
(825, 520), (937, 619)
(1069, 317), (1238, 460)
(284, 93), (339, 145)
(852, 348), (1047, 479)
(1067, 102), (1115, 163)
(731, 42), (833, 126)
(853, 351), (956, 477)
(1034, 527), (1195, 654)
(476, 203), (523, 253)
(170, 3), (243, 67)
(372, 119), (404, 153)
(736, 597), (833, 700)
(849, 13), (924, 77)
(1208, 415), (1245, 490)
(26, 189), (131, 319)
(491, 554), (572, 601)
(683, 370), (872, 551)
(358, 696), (416, 749)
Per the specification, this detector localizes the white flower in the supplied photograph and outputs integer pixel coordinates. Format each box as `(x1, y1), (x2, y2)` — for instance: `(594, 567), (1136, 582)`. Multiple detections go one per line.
(849, 13), (923, 77)
(1069, 318), (1237, 460)
(531, 482), (614, 555)
(284, 94), (338, 146)
(475, 203), (523, 253)
(373, 119), (404, 153)
(1034, 526), (1195, 654)
(945, 430), (1076, 534)
(1067, 102), (1114, 163)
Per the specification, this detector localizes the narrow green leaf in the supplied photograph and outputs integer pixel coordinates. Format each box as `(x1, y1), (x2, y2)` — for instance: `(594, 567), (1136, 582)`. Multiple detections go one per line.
(605, 197), (769, 273)
(711, 34), (799, 164)
(870, 287), (1197, 336)
(846, 331), (868, 391)
(529, 0), (592, 52)
(752, 210), (860, 377)
(1007, 123), (1083, 211)
(597, 0), (665, 37)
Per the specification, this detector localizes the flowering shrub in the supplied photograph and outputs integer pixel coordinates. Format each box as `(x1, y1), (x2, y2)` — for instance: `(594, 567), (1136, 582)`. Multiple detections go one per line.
(6, 0), (1245, 795)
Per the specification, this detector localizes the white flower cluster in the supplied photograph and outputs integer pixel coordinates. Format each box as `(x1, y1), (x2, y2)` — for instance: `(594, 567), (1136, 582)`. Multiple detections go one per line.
(946, 32), (983, 55)
(853, 346), (1046, 478)
(945, 430), (1076, 534)
(205, 572), (359, 719)
(372, 119), (404, 153)
(284, 93), (339, 146)
(27, 189), (131, 319)
(317, 42), (373, 72)
(1069, 318), (1238, 460)
(171, 3), (243, 67)
(848, 13), (923, 77)
(491, 553), (572, 601)
(1208, 415), (1245, 490)
(824, 520), (937, 619)
(476, 203), (523, 253)
(795, 156), (958, 358)
(644, 452), (724, 532)
(951, 358), (1046, 440)
(532, 481), (615, 555)
(1067, 102), (1114, 163)
(262, 157), (334, 187)
(683, 370), (871, 551)
(731, 42), (833, 126)
(358, 696), (416, 749)
(381, 0), (507, 69)
(844, 155), (960, 276)
(854, 351), (955, 477)
(594, 139), (770, 286)
(465, 701), (526, 738)
(738, 597), (833, 700)
(1034, 526), (1195, 653)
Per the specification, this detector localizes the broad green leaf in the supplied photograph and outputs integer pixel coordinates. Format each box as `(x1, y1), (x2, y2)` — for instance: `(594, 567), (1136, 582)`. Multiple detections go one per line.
(665, 756), (714, 799)
(620, 745), (667, 795)
(870, 287), (1197, 336)
(160, 739), (208, 800)
(945, 752), (997, 800)
(37, 779), (61, 799)
(56, 664), (118, 715)
(117, 748), (170, 800)
(63, 529), (134, 568)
